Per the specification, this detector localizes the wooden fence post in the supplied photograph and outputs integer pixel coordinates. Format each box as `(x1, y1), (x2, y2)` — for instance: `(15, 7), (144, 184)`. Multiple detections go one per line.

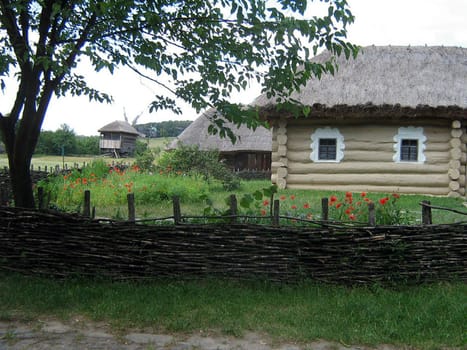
(229, 194), (237, 224)
(37, 186), (44, 210)
(173, 195), (181, 224)
(272, 199), (280, 226)
(421, 200), (432, 224)
(83, 190), (91, 218)
(368, 202), (376, 226)
(127, 193), (135, 222)
(321, 197), (329, 221)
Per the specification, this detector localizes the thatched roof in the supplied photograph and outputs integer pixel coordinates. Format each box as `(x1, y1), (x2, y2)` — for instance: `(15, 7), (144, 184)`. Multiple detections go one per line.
(168, 108), (271, 153)
(254, 46), (467, 118)
(98, 120), (140, 135)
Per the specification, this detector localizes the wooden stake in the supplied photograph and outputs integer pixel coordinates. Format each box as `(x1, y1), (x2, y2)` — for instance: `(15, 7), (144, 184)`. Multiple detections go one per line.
(83, 190), (91, 218)
(272, 199), (280, 226)
(229, 194), (237, 224)
(421, 200), (432, 225)
(173, 196), (181, 224)
(368, 202), (376, 226)
(321, 198), (329, 221)
(127, 193), (135, 222)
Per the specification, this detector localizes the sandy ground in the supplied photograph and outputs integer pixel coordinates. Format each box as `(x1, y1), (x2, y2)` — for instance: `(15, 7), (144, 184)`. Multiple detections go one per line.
(0, 318), (404, 350)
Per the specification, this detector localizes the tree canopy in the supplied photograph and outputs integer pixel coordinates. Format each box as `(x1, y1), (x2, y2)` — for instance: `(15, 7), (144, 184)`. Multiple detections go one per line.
(0, 0), (357, 207)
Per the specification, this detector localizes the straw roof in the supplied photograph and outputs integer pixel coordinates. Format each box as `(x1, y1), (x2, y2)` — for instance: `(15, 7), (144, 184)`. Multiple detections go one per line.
(254, 46), (467, 118)
(98, 120), (140, 135)
(168, 108), (271, 153)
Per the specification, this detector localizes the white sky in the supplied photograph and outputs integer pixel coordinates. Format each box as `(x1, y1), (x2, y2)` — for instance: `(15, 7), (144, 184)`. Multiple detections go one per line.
(1, 0), (467, 136)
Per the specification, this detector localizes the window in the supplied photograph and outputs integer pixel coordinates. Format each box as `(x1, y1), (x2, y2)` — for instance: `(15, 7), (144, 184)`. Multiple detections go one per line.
(318, 138), (337, 160)
(400, 139), (418, 161)
(393, 127), (426, 163)
(310, 128), (345, 162)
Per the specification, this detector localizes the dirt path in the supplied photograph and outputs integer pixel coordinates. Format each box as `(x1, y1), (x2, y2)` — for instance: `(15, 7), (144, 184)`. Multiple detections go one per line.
(0, 318), (400, 350)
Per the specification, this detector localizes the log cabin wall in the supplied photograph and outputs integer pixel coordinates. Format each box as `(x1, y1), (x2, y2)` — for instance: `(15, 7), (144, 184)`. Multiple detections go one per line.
(270, 117), (466, 197)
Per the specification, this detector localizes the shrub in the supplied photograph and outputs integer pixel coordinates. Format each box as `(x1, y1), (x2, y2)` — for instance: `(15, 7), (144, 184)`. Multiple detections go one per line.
(158, 144), (240, 190)
(134, 149), (156, 172)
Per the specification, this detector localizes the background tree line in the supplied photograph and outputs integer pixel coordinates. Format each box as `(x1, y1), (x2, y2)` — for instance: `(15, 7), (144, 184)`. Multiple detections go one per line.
(134, 120), (192, 138)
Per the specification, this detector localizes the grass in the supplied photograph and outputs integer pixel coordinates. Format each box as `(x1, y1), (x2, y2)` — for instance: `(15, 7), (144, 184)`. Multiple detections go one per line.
(0, 273), (465, 348)
(0, 154), (134, 170)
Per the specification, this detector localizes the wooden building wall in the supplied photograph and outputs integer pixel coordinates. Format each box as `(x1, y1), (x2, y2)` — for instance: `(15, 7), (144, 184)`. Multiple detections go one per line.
(271, 117), (467, 197)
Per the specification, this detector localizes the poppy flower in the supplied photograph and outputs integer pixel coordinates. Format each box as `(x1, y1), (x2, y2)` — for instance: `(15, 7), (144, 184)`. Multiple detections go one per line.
(361, 192), (367, 197)
(291, 205), (297, 210)
(349, 214), (356, 220)
(379, 197), (389, 205)
(263, 199), (270, 206)
(280, 195), (286, 201)
(290, 195), (296, 200)
(303, 202), (310, 209)
(260, 209), (267, 216)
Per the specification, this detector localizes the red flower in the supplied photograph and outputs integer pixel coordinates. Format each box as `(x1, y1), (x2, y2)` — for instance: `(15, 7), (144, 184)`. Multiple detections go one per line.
(82, 178), (88, 185)
(303, 202), (310, 209)
(260, 209), (267, 216)
(263, 199), (270, 206)
(349, 214), (356, 220)
(345, 208), (352, 215)
(360, 192), (367, 197)
(335, 203), (342, 209)
(329, 195), (338, 204)
(291, 205), (297, 210)
(392, 193), (400, 199)
(345, 191), (352, 198)
(364, 198), (371, 202)
(379, 197), (389, 205)
(280, 195), (286, 201)
(290, 195), (296, 200)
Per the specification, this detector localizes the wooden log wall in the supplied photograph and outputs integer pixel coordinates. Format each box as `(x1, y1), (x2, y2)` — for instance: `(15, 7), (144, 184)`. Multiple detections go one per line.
(0, 207), (465, 285)
(270, 118), (465, 196)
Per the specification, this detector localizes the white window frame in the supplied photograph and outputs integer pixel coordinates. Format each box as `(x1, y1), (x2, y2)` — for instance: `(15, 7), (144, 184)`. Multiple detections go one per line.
(393, 126), (426, 163)
(310, 127), (345, 163)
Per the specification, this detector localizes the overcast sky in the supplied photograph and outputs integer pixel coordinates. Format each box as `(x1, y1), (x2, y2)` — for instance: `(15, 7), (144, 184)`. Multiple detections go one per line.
(1, 0), (467, 136)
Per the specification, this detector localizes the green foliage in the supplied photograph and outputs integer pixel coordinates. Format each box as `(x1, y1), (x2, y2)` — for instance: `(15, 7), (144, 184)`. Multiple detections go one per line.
(158, 145), (240, 190)
(134, 149), (156, 172)
(36, 126), (100, 155)
(134, 139), (149, 156)
(134, 121), (192, 138)
(75, 135), (100, 155)
(328, 192), (413, 225)
(38, 161), (211, 212)
(35, 124), (77, 155)
(1, 0), (358, 207)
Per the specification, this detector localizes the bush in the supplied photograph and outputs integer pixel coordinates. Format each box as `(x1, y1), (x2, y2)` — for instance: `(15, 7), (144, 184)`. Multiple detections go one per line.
(158, 145), (240, 190)
(134, 149), (156, 172)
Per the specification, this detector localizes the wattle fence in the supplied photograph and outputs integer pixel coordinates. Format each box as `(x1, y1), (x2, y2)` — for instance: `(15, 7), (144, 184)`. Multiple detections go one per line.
(0, 206), (465, 285)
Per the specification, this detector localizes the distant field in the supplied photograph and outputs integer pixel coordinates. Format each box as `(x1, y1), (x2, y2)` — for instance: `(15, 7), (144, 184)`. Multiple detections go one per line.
(0, 154), (131, 171)
(147, 137), (175, 150)
(0, 137), (174, 170)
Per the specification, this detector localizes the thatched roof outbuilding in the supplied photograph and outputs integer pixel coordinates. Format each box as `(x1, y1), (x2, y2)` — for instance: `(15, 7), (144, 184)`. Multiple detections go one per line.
(254, 45), (467, 119)
(169, 108), (272, 172)
(168, 108), (271, 153)
(98, 120), (140, 135)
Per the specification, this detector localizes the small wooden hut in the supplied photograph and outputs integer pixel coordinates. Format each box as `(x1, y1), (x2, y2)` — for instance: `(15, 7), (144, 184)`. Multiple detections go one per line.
(168, 108), (272, 172)
(98, 120), (140, 157)
(254, 46), (467, 197)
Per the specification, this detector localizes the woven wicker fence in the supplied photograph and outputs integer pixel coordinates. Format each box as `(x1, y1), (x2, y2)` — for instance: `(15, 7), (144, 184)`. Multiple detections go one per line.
(1, 206), (465, 285)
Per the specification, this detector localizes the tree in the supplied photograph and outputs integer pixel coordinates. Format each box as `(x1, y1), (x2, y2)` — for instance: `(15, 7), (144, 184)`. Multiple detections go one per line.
(0, 0), (357, 208)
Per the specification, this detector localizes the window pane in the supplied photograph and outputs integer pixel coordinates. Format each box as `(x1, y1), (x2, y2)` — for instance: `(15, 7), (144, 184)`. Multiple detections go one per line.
(401, 139), (418, 161)
(319, 138), (337, 160)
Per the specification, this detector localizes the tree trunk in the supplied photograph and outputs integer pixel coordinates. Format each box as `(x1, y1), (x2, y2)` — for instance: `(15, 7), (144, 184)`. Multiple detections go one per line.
(9, 161), (35, 208)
